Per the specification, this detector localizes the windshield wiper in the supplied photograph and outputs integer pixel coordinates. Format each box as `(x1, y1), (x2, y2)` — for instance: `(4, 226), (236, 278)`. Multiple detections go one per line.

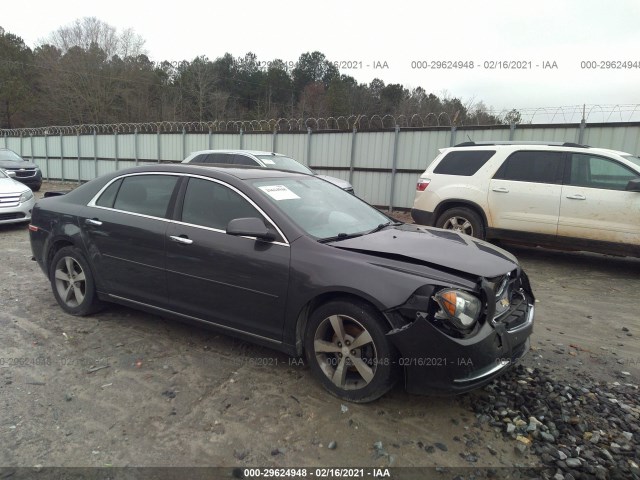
(366, 220), (402, 235)
(318, 232), (365, 243)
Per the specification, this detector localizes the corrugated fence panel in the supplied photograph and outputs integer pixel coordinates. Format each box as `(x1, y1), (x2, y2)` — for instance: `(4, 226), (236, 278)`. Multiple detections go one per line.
(513, 126), (580, 143)
(31, 137), (47, 158)
(79, 135), (94, 158)
(354, 131), (395, 169)
(117, 134), (137, 159)
(46, 135), (61, 157)
(583, 125), (640, 152)
(6, 137), (22, 153)
(310, 132), (351, 168)
(97, 135), (116, 159)
(275, 133), (307, 163)
(160, 134), (183, 161)
(185, 134), (209, 156)
(47, 159), (62, 179)
(244, 133), (272, 151)
(62, 136), (78, 158)
(353, 171), (391, 206)
(210, 134), (239, 150)
(396, 130), (448, 171)
(80, 158), (97, 181)
(138, 134), (158, 160)
(393, 173), (420, 209)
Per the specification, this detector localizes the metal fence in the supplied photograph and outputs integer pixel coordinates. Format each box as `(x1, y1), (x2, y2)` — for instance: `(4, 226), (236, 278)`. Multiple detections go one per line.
(2, 121), (640, 209)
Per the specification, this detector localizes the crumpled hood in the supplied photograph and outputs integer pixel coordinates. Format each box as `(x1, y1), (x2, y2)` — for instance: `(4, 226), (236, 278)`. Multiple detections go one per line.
(0, 160), (39, 170)
(328, 224), (518, 278)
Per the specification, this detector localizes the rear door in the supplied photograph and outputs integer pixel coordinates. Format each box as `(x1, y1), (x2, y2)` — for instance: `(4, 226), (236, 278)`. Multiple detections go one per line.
(558, 153), (640, 245)
(488, 150), (564, 235)
(83, 173), (180, 306)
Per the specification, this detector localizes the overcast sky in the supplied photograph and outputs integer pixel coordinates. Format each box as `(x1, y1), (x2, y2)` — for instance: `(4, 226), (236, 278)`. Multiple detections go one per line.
(4, 0), (640, 122)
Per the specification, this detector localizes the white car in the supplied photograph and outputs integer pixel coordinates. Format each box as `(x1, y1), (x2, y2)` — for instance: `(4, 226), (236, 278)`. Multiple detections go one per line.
(411, 141), (640, 257)
(182, 150), (355, 194)
(0, 169), (36, 225)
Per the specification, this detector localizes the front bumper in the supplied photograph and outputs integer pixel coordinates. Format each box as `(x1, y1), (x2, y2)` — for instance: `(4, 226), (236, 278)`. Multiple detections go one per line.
(0, 196), (35, 225)
(387, 294), (534, 395)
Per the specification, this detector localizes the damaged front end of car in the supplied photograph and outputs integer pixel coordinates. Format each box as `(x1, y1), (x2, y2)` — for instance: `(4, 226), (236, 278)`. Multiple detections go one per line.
(385, 268), (535, 395)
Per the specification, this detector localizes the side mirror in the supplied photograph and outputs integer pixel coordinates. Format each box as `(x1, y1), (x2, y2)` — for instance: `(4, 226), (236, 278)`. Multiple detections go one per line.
(625, 178), (640, 192)
(227, 217), (276, 241)
(5, 170), (16, 178)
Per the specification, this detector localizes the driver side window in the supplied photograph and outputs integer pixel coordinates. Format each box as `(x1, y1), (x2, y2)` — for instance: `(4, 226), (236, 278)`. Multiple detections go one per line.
(568, 154), (637, 191)
(180, 178), (263, 231)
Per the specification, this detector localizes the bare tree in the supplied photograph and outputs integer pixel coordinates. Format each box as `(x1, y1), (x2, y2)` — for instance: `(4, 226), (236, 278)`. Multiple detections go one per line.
(40, 17), (145, 59)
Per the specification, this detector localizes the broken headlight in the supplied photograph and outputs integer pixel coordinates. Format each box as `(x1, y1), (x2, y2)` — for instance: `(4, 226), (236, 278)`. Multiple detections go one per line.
(433, 289), (481, 330)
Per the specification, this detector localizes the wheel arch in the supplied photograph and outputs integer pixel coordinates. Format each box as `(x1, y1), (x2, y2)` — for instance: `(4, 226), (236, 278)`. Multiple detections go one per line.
(292, 291), (392, 357)
(433, 200), (489, 230)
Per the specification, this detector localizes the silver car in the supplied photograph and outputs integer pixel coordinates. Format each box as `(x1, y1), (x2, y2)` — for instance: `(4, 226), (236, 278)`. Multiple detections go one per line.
(182, 150), (354, 194)
(0, 169), (36, 225)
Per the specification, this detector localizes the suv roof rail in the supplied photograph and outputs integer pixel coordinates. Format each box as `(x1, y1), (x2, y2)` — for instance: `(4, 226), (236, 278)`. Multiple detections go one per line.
(453, 141), (591, 148)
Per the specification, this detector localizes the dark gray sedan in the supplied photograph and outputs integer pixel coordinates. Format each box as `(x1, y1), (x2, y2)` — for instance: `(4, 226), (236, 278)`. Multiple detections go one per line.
(29, 164), (534, 402)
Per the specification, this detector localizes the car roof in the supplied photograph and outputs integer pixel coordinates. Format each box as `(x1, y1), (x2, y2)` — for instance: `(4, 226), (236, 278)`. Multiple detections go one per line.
(188, 149), (286, 157)
(443, 143), (633, 157)
(116, 163), (309, 180)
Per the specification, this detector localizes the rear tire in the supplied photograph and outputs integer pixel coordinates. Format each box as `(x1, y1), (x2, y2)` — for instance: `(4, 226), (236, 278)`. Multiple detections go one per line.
(304, 299), (399, 403)
(50, 246), (103, 316)
(436, 207), (485, 239)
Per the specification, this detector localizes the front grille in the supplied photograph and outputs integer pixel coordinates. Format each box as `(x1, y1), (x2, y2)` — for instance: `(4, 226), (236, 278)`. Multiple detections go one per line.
(492, 270), (530, 331)
(0, 194), (21, 208)
(0, 212), (25, 221)
(8, 168), (36, 178)
(500, 296), (529, 331)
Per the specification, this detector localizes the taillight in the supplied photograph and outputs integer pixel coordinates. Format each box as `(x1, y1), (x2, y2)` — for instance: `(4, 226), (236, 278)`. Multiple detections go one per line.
(28, 225), (38, 232)
(416, 179), (430, 191)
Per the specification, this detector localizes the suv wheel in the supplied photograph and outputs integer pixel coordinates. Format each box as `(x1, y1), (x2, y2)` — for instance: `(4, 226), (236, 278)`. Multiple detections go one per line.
(436, 207), (484, 239)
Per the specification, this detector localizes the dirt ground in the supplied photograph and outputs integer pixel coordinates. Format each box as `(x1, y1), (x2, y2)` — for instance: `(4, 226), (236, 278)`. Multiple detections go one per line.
(0, 182), (638, 471)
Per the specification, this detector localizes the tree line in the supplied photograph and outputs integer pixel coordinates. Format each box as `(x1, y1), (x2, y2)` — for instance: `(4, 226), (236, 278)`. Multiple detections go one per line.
(0, 17), (517, 130)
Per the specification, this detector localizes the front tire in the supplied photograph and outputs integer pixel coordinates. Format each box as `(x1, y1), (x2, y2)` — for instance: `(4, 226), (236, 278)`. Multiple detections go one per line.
(50, 246), (103, 316)
(304, 299), (398, 403)
(436, 207), (484, 239)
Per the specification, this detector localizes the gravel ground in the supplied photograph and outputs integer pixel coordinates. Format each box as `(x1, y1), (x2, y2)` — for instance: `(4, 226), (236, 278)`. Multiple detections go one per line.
(0, 182), (638, 479)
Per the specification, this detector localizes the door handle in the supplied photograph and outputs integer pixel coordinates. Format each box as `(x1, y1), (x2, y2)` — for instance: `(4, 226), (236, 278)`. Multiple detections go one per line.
(85, 218), (102, 226)
(566, 194), (586, 200)
(492, 187), (509, 193)
(169, 235), (193, 245)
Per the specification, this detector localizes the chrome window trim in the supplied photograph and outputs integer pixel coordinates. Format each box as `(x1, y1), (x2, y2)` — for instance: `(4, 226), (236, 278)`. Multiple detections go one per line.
(86, 171), (290, 246)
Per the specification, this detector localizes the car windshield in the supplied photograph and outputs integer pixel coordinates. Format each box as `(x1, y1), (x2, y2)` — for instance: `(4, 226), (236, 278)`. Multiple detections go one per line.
(250, 176), (391, 240)
(254, 155), (313, 175)
(0, 150), (23, 162)
(622, 155), (640, 170)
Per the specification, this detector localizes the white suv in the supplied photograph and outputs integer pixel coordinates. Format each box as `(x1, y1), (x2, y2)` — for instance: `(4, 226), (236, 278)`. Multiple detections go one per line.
(411, 142), (640, 257)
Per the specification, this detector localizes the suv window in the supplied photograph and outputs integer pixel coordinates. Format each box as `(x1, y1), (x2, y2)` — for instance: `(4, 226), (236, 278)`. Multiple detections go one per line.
(206, 153), (230, 164)
(181, 177), (263, 230)
(112, 175), (178, 218)
(433, 150), (496, 176)
(232, 154), (259, 166)
(494, 151), (564, 183)
(568, 154), (637, 191)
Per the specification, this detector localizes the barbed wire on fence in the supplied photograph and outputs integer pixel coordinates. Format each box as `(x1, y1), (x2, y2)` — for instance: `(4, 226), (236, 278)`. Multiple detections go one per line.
(2, 104), (640, 137)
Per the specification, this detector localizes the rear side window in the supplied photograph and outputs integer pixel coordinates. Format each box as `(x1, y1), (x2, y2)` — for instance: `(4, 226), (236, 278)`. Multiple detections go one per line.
(433, 150), (496, 176)
(96, 178), (122, 208)
(113, 175), (178, 218)
(494, 151), (564, 184)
